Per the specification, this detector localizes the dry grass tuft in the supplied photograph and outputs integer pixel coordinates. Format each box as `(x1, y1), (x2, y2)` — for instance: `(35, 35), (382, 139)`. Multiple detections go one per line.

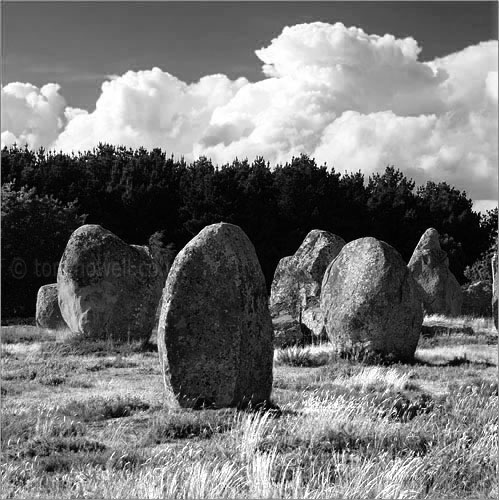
(334, 366), (411, 391)
(274, 345), (333, 367)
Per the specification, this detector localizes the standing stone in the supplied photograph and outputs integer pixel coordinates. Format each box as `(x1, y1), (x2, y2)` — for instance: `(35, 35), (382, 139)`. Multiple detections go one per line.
(461, 280), (493, 317)
(321, 237), (423, 362)
(492, 254), (498, 331)
(493, 294), (498, 331)
(408, 228), (463, 316)
(158, 222), (273, 409)
(57, 225), (163, 342)
(36, 284), (67, 330)
(269, 256), (302, 347)
(270, 230), (345, 346)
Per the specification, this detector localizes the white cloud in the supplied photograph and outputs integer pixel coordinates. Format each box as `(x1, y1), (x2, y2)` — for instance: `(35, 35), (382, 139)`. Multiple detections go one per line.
(1, 82), (67, 150)
(52, 68), (247, 154)
(1, 21), (497, 204)
(473, 199), (498, 214)
(428, 41), (498, 108)
(486, 71), (498, 102)
(313, 109), (497, 200)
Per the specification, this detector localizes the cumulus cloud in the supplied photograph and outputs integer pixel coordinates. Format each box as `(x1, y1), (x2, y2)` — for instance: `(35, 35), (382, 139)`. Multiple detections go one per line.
(1, 82), (68, 150)
(486, 71), (498, 102)
(1, 21), (497, 205)
(53, 68), (248, 153)
(313, 109), (497, 199)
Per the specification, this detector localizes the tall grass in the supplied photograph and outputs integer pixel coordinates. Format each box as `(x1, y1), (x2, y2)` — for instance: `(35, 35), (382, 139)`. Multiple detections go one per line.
(2, 393), (496, 499)
(334, 366), (411, 391)
(416, 345), (497, 366)
(423, 314), (497, 334)
(274, 345), (333, 367)
(2, 318), (497, 499)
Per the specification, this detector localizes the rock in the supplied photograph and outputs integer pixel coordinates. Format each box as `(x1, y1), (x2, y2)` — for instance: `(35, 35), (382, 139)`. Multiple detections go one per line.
(272, 314), (305, 348)
(493, 290), (498, 331)
(321, 237), (423, 362)
(270, 256), (297, 316)
(270, 230), (345, 344)
(408, 228), (463, 316)
(57, 225), (163, 342)
(301, 306), (329, 343)
(36, 284), (66, 330)
(158, 222), (273, 409)
(492, 254), (498, 331)
(461, 280), (493, 317)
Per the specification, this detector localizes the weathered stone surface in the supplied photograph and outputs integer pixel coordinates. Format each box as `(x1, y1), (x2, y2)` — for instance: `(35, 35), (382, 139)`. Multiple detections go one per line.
(461, 280), (493, 317)
(321, 237), (423, 362)
(493, 290), (498, 331)
(492, 254), (498, 331)
(301, 306), (329, 343)
(272, 314), (305, 348)
(270, 256), (296, 316)
(36, 284), (66, 330)
(408, 228), (463, 317)
(158, 222), (273, 409)
(57, 225), (164, 342)
(270, 230), (345, 344)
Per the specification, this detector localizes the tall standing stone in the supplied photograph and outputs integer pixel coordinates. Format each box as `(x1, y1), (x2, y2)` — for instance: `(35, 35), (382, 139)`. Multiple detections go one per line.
(321, 237), (423, 362)
(408, 228), (463, 316)
(57, 225), (163, 342)
(36, 283), (67, 330)
(158, 222), (273, 409)
(492, 254), (498, 331)
(270, 230), (345, 346)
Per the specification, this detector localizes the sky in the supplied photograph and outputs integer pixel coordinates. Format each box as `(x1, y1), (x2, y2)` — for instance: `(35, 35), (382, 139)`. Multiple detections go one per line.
(2, 1), (498, 211)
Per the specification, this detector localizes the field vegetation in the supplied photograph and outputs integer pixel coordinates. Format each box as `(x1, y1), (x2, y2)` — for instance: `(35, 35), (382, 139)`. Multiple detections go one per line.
(1, 317), (497, 499)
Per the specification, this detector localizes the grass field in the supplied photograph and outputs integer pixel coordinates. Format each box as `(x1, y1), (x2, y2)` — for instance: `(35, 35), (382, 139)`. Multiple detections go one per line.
(1, 317), (497, 499)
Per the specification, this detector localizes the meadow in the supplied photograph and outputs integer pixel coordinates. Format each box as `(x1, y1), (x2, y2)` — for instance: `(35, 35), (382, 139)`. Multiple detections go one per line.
(1, 316), (497, 499)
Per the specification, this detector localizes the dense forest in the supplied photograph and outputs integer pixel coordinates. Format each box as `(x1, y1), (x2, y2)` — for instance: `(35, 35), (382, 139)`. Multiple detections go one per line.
(2, 144), (497, 318)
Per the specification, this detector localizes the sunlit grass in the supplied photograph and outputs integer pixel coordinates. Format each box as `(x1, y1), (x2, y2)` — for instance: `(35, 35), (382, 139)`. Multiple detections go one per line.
(274, 345), (334, 367)
(334, 366), (411, 391)
(416, 345), (497, 366)
(1, 316), (497, 499)
(3, 387), (495, 499)
(423, 314), (497, 334)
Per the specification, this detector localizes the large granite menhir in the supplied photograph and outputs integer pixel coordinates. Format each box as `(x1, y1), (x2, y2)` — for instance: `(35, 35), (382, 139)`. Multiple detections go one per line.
(408, 228), (462, 317)
(270, 230), (345, 346)
(158, 222), (273, 409)
(321, 237), (423, 362)
(57, 225), (164, 342)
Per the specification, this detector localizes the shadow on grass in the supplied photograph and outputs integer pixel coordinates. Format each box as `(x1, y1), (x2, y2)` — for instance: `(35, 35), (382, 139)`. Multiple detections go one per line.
(139, 409), (234, 445)
(39, 336), (158, 357)
(60, 395), (151, 422)
(413, 354), (496, 368)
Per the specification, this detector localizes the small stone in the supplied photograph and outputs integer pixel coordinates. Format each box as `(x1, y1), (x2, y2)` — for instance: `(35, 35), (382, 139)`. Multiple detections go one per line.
(36, 283), (66, 330)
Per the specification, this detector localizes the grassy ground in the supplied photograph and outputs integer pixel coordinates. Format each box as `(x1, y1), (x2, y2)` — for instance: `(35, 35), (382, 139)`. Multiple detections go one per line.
(1, 317), (497, 499)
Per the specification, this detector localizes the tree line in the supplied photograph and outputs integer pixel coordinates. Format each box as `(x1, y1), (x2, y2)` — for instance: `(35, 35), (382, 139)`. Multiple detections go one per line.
(2, 144), (497, 318)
